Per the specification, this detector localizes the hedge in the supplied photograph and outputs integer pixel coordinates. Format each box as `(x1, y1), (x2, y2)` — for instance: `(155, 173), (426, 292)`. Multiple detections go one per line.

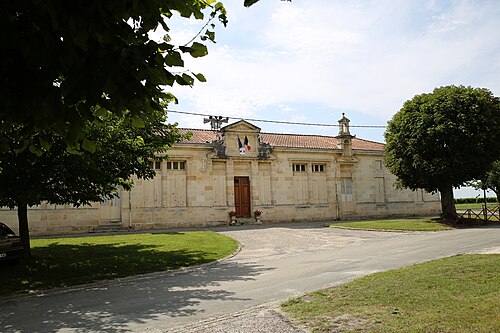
(455, 197), (498, 204)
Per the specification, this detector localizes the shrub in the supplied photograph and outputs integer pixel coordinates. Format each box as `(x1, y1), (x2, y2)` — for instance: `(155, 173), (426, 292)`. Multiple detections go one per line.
(455, 197), (498, 204)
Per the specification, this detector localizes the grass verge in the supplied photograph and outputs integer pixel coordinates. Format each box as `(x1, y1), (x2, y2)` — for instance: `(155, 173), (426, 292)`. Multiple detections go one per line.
(282, 254), (500, 333)
(0, 231), (238, 296)
(330, 218), (453, 231)
(456, 203), (487, 211)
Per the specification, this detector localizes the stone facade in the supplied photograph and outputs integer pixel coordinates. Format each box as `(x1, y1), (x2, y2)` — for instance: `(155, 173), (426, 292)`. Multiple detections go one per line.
(1, 117), (441, 235)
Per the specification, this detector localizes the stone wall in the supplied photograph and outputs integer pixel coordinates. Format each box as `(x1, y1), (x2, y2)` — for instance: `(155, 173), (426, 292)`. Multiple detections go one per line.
(0, 129), (441, 236)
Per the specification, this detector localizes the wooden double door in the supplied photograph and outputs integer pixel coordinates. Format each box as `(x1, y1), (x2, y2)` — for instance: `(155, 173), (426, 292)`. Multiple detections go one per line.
(234, 176), (251, 217)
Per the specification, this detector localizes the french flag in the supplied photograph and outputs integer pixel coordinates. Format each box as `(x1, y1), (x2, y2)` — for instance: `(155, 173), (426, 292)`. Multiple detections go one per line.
(238, 136), (245, 154)
(244, 136), (251, 151)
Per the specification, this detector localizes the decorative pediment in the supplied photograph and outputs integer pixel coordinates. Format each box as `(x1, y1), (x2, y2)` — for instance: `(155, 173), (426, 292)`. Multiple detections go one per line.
(221, 120), (261, 133)
(217, 120), (263, 158)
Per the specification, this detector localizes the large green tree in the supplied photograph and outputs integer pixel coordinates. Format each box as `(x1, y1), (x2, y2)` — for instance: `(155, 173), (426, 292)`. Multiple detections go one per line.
(1, 0), (225, 257)
(0, 0), (278, 153)
(0, 1), (226, 153)
(385, 85), (500, 220)
(0, 108), (185, 258)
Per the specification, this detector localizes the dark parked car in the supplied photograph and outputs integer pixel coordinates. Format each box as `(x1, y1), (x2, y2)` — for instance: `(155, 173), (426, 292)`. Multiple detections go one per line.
(0, 222), (24, 264)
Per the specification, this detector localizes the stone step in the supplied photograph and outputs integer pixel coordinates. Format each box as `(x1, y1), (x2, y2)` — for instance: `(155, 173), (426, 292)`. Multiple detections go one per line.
(90, 222), (129, 233)
(230, 217), (262, 226)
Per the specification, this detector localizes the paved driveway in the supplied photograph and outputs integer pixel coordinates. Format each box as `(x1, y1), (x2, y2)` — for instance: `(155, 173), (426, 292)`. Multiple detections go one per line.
(1, 223), (499, 333)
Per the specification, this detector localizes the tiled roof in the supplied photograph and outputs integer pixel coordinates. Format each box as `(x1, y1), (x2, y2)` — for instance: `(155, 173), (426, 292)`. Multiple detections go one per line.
(260, 133), (337, 149)
(178, 129), (384, 151)
(179, 128), (217, 144)
(351, 138), (385, 151)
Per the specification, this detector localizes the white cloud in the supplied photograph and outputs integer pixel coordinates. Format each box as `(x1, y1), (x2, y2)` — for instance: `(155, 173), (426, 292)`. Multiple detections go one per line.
(165, 0), (500, 140)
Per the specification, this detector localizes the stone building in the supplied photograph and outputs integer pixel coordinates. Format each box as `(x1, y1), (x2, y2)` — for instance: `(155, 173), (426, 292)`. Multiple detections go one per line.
(0, 116), (440, 235)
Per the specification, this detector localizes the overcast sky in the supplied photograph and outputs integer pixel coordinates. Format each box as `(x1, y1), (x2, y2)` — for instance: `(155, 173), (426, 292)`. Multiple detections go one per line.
(157, 0), (500, 197)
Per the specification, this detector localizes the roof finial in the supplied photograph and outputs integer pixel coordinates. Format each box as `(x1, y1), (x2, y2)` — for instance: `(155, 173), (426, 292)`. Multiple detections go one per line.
(338, 113), (350, 135)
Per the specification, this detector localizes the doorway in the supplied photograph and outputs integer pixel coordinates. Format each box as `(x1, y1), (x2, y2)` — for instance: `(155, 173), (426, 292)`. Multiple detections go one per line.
(234, 177), (251, 217)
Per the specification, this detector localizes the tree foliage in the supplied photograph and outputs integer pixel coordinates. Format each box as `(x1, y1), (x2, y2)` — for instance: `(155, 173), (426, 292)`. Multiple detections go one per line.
(0, 107), (185, 257)
(0, 110), (182, 208)
(384, 85), (500, 219)
(0, 1), (227, 153)
(0, 0), (295, 257)
(469, 160), (500, 203)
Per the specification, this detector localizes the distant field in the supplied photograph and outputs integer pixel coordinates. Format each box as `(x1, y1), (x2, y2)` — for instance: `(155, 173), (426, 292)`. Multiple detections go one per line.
(455, 202), (498, 211)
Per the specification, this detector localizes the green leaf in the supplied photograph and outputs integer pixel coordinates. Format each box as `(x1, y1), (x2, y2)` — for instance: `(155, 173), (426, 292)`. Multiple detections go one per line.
(66, 145), (83, 155)
(179, 45), (191, 54)
(182, 73), (195, 85)
(131, 117), (145, 128)
(194, 73), (207, 82)
(14, 140), (29, 155)
(29, 145), (43, 157)
(164, 51), (184, 67)
(205, 30), (215, 43)
(82, 138), (96, 153)
(94, 106), (109, 118)
(39, 135), (52, 151)
(244, 0), (260, 7)
(175, 73), (195, 86)
(189, 42), (208, 58)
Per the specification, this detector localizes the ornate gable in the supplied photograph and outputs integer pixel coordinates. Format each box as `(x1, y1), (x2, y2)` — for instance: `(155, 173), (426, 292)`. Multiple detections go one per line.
(222, 120), (260, 132)
(221, 120), (261, 158)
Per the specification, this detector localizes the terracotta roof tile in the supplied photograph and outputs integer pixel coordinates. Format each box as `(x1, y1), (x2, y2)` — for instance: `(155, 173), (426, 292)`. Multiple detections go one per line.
(178, 129), (384, 151)
(351, 138), (385, 151)
(179, 128), (216, 143)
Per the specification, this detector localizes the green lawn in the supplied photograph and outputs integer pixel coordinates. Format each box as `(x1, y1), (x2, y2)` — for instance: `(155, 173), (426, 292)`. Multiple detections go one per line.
(0, 231), (238, 296)
(282, 254), (500, 333)
(330, 218), (453, 231)
(456, 203), (489, 211)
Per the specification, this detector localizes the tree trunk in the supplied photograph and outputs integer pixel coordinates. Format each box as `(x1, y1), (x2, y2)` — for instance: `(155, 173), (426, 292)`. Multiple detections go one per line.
(17, 203), (31, 259)
(439, 186), (455, 221)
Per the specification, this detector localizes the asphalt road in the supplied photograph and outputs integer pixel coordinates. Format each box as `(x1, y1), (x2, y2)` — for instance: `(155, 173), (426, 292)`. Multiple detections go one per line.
(1, 223), (499, 333)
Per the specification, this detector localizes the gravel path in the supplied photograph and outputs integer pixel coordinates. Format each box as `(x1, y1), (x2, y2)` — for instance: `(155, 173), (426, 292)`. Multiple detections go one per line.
(3, 223), (498, 333)
(163, 303), (307, 333)
(159, 223), (393, 333)
(161, 223), (500, 333)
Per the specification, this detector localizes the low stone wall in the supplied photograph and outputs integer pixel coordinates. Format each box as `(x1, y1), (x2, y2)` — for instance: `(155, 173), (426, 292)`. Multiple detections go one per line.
(1, 206), (101, 236)
(1, 199), (441, 236)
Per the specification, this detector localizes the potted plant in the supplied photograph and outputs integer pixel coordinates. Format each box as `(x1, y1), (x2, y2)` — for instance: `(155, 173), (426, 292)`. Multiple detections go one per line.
(228, 210), (237, 225)
(254, 209), (263, 224)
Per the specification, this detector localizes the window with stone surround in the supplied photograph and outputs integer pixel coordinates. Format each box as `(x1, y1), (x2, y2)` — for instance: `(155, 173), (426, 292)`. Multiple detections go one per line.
(340, 177), (353, 203)
(292, 163), (307, 173)
(312, 164), (325, 172)
(163, 160), (187, 207)
(166, 161), (186, 170)
(375, 177), (385, 203)
(341, 178), (352, 195)
(212, 161), (226, 206)
(311, 165), (327, 203)
(150, 160), (161, 170)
